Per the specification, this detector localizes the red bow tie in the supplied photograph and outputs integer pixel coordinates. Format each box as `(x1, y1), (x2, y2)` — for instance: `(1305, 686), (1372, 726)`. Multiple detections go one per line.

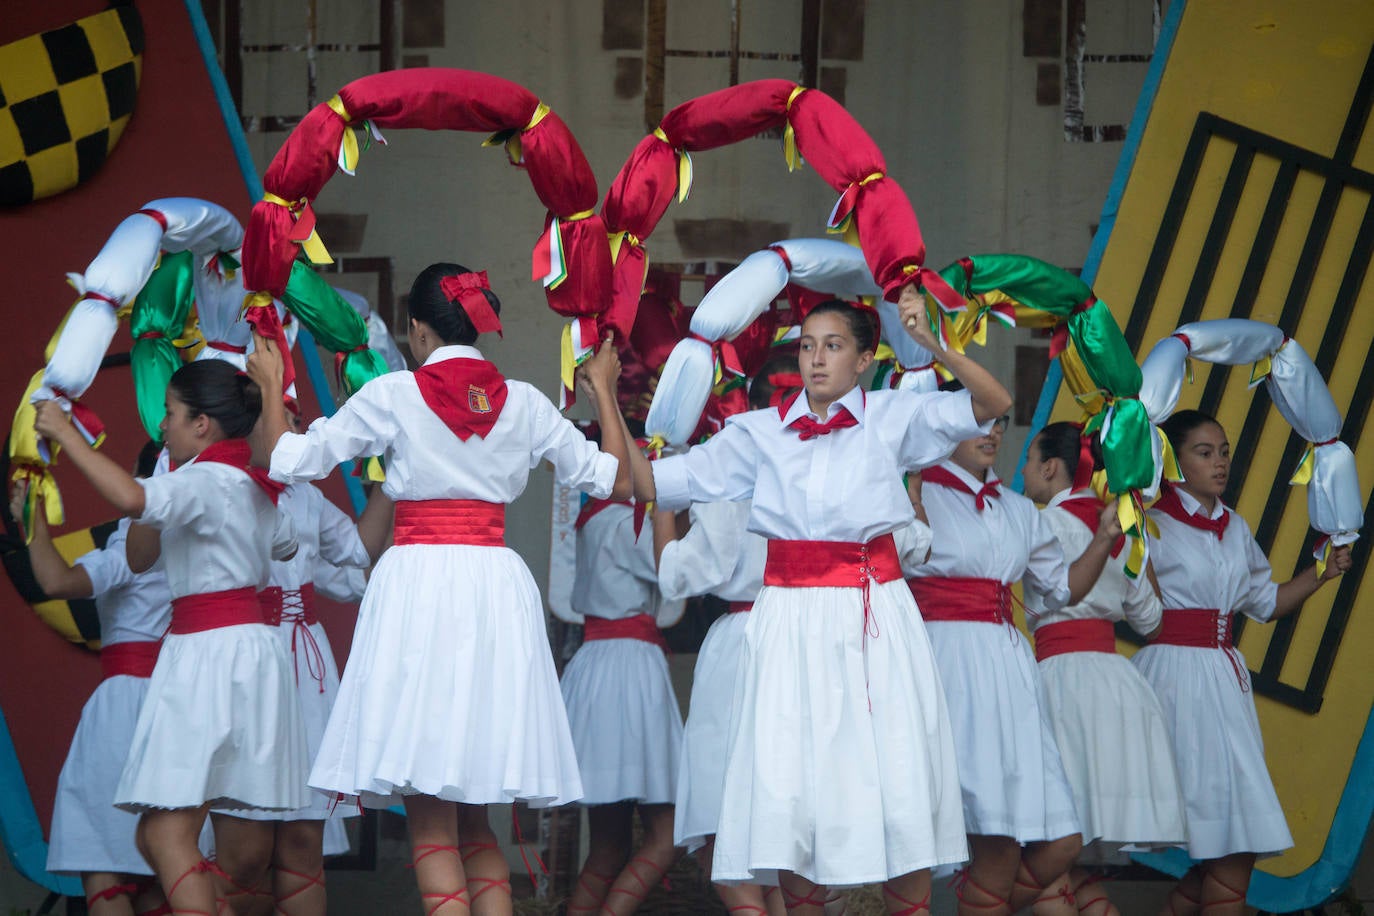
(787, 407), (858, 440)
(922, 465), (1001, 511)
(1153, 486), (1230, 540)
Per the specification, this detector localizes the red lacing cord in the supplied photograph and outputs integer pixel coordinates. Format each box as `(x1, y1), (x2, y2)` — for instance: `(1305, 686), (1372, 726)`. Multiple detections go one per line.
(567, 867), (617, 914)
(604, 856), (666, 907)
(1199, 873), (1245, 911)
(509, 806), (549, 893)
(273, 866), (325, 912)
(280, 588), (326, 692)
(882, 885), (931, 915)
(421, 887), (470, 915)
(949, 870), (1011, 914)
(1166, 884), (1201, 916)
(455, 840), (511, 905)
(165, 859), (229, 916)
(780, 884), (829, 909)
(726, 906), (768, 915)
(88, 882), (140, 906)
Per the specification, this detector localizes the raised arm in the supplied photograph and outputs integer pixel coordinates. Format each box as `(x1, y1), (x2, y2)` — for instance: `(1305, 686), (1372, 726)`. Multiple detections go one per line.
(246, 330), (290, 457)
(1066, 501), (1123, 605)
(10, 487), (93, 599)
(354, 486), (395, 565)
(898, 283), (1013, 423)
(1273, 543), (1352, 619)
(33, 402), (145, 517)
(576, 337), (632, 501)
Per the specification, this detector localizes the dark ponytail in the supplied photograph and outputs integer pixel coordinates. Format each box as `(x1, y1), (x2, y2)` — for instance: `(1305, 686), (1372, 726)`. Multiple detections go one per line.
(167, 360), (261, 439)
(408, 262), (502, 346)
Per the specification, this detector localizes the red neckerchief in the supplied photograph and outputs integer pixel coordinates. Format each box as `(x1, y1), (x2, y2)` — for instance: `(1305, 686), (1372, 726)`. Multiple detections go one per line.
(1153, 485), (1231, 541)
(1055, 493), (1125, 557)
(192, 438), (284, 505)
(923, 465), (1001, 511)
(413, 358), (509, 441)
(575, 497), (644, 537)
(777, 390), (860, 440)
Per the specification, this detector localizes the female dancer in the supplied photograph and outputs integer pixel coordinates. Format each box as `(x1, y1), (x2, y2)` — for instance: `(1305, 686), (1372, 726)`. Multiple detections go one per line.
(907, 401), (1118, 915)
(247, 262), (633, 916)
(1020, 422), (1188, 915)
(651, 357), (795, 916)
(1137, 410), (1350, 916)
(622, 294), (1010, 915)
(34, 360), (308, 916)
(561, 481), (683, 916)
(212, 403), (391, 916)
(17, 443), (169, 916)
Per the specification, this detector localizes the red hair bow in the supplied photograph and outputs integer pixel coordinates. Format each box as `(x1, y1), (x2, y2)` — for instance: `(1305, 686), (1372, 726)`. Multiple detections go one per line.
(440, 271), (503, 338)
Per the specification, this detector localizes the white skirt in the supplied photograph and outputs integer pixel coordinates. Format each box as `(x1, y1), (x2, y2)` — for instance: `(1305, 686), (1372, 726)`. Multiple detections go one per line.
(712, 580), (969, 886)
(217, 620), (357, 855)
(309, 543), (582, 809)
(48, 674), (154, 875)
(924, 620), (1081, 843)
(1038, 649), (1188, 848)
(1133, 643), (1293, 859)
(675, 611), (749, 851)
(115, 623), (309, 812)
(560, 636), (682, 805)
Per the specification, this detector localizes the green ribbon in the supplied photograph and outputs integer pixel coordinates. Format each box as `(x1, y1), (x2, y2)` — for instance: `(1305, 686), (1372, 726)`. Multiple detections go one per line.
(128, 250), (196, 440)
(281, 260), (389, 397)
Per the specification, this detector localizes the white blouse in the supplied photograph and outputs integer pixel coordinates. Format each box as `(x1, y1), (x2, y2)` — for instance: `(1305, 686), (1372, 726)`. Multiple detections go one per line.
(909, 460), (1072, 610)
(271, 482), (369, 591)
(136, 461), (295, 600)
(652, 386), (987, 543)
(571, 503), (658, 620)
(1148, 488), (1278, 623)
(270, 345), (618, 503)
(1024, 488), (1162, 635)
(658, 500), (766, 604)
(75, 518), (171, 645)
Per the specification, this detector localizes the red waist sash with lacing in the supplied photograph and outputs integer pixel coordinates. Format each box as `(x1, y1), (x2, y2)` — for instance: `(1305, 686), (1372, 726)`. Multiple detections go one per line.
(909, 577), (1013, 624)
(584, 613), (668, 651)
(1034, 618), (1116, 661)
(394, 499), (505, 546)
(1153, 608), (1250, 690)
(170, 587), (263, 635)
(260, 583), (327, 692)
(100, 641), (160, 679)
(762, 534), (901, 589)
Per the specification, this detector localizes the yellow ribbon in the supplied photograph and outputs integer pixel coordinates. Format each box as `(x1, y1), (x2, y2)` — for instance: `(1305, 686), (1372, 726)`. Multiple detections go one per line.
(240, 289), (275, 317)
(261, 193), (333, 265)
(325, 96), (369, 174)
(1315, 539), (1332, 579)
(363, 456), (385, 483)
(652, 127), (694, 202)
(782, 85), (806, 172)
(644, 433), (667, 460)
(1248, 354), (1273, 389)
(1290, 441), (1317, 486)
(559, 322), (596, 396)
(608, 230), (641, 265)
(1159, 430), (1184, 483)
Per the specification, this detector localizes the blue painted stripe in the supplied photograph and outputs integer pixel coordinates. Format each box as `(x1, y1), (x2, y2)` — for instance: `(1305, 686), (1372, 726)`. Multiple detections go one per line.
(1012, 0), (1188, 490)
(184, 0), (366, 513)
(0, 709), (80, 896)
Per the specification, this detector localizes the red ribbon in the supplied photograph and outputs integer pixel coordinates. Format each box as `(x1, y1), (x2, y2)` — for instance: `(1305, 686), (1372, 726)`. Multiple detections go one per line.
(50, 386), (105, 445)
(768, 244), (793, 272)
(136, 208), (169, 231)
(1071, 431), (1096, 492)
(786, 407), (857, 440)
(922, 465), (1001, 512)
(1049, 294), (1098, 360)
(440, 271), (503, 337)
(243, 302), (296, 392)
(688, 331), (744, 379)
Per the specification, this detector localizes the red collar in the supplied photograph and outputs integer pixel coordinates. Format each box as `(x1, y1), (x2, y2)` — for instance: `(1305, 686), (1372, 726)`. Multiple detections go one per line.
(1055, 494), (1124, 557)
(413, 358), (509, 441)
(1153, 485), (1230, 540)
(923, 465), (1001, 511)
(192, 439), (284, 505)
(575, 497), (645, 537)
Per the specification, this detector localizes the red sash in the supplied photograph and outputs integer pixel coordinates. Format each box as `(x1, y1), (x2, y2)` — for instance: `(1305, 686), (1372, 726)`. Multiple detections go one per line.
(261, 584), (327, 692)
(1155, 608), (1232, 648)
(909, 577), (1013, 624)
(170, 587), (264, 634)
(394, 500), (505, 546)
(584, 613), (668, 652)
(762, 534), (901, 588)
(192, 438), (284, 505)
(100, 640), (160, 679)
(413, 358), (508, 441)
(727, 601), (753, 614)
(1154, 608), (1249, 690)
(1034, 619), (1116, 661)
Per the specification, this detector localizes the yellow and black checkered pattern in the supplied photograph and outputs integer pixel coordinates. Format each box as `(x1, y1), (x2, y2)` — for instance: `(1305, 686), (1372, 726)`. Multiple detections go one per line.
(0, 2), (143, 207)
